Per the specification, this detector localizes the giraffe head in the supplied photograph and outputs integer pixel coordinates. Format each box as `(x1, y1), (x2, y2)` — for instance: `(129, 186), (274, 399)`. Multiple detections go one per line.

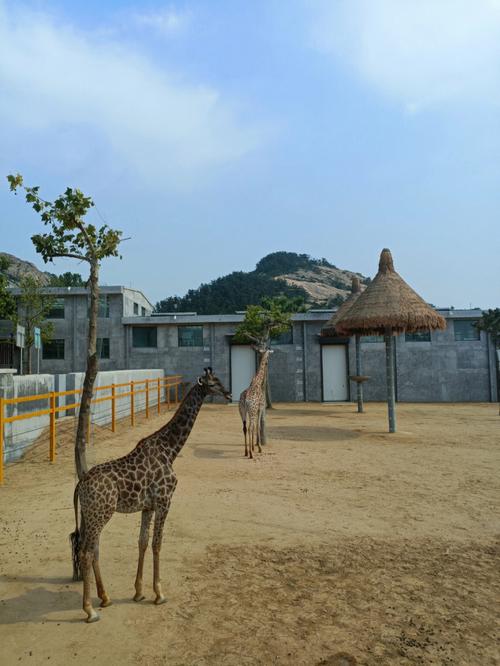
(198, 368), (232, 401)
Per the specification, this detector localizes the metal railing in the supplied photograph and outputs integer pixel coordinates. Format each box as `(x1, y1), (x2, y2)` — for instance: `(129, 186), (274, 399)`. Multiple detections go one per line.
(0, 374), (182, 484)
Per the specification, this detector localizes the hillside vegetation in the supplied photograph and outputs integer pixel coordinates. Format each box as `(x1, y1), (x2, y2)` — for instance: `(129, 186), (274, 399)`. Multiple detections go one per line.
(155, 251), (368, 314)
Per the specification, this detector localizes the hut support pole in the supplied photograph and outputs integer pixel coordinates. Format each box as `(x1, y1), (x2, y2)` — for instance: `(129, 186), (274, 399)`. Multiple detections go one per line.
(384, 330), (397, 433)
(355, 334), (364, 413)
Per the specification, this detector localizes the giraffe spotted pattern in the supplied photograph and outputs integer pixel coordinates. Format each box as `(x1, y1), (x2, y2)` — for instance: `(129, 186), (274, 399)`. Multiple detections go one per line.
(71, 368), (231, 623)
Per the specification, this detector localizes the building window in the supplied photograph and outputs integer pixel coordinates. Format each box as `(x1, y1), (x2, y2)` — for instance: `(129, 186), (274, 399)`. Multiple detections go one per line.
(47, 298), (65, 319)
(362, 335), (384, 343)
(454, 320), (480, 341)
(271, 327), (293, 345)
(405, 330), (431, 342)
(42, 339), (65, 359)
(141, 306), (146, 316)
(133, 303), (139, 315)
(97, 338), (110, 359)
(132, 326), (157, 348)
(89, 295), (110, 318)
(178, 326), (203, 347)
(98, 295), (110, 318)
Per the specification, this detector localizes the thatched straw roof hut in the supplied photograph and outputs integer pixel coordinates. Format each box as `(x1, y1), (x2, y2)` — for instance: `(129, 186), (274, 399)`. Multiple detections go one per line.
(321, 276), (362, 337)
(334, 249), (446, 433)
(335, 249), (446, 336)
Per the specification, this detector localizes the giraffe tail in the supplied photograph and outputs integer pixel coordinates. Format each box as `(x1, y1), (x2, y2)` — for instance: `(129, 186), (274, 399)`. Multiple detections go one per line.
(69, 484), (83, 582)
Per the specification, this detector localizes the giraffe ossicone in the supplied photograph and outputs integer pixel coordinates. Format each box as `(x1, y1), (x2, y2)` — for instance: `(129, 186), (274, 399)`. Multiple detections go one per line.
(70, 368), (231, 623)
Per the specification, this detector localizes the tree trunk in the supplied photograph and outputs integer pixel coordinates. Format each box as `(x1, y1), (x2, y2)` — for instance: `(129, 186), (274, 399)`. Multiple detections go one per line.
(259, 406), (267, 446)
(355, 334), (364, 413)
(74, 260), (99, 479)
(384, 330), (397, 433)
(265, 371), (272, 410)
(26, 344), (32, 374)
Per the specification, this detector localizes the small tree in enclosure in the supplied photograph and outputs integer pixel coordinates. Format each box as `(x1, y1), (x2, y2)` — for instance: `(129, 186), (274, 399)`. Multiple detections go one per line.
(476, 308), (500, 414)
(8, 173), (123, 479)
(0, 256), (16, 320)
(234, 295), (305, 410)
(11, 275), (54, 373)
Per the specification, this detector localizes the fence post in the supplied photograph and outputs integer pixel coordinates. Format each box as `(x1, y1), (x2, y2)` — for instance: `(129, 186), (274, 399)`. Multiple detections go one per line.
(167, 381), (171, 410)
(130, 381), (135, 426)
(157, 378), (161, 415)
(0, 397), (4, 484)
(111, 384), (116, 432)
(145, 380), (149, 419)
(175, 381), (179, 404)
(49, 392), (56, 463)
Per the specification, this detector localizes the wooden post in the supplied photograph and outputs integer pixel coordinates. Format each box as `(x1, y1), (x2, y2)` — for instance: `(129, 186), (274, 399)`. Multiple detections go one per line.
(175, 382), (178, 404)
(50, 392), (56, 462)
(385, 330), (397, 433)
(355, 334), (364, 413)
(157, 378), (161, 414)
(167, 382), (171, 410)
(111, 384), (116, 432)
(145, 380), (149, 418)
(130, 381), (135, 426)
(0, 397), (4, 484)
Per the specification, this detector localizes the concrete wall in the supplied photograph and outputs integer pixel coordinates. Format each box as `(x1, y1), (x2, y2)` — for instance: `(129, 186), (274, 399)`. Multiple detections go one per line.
(1, 369), (167, 464)
(66, 369), (165, 426)
(345, 324), (496, 403)
(0, 372), (54, 463)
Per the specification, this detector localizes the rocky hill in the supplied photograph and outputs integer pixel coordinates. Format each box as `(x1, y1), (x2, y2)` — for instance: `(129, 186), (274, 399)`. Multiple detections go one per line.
(155, 252), (369, 314)
(0, 252), (51, 286)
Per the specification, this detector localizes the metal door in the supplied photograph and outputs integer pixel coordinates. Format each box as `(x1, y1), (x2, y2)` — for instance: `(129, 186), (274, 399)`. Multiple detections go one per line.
(230, 346), (256, 403)
(322, 345), (348, 401)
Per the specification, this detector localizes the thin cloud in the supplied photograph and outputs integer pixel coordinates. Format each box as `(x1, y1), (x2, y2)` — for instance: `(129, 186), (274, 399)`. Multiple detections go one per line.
(0, 3), (261, 187)
(133, 6), (192, 36)
(309, 0), (500, 111)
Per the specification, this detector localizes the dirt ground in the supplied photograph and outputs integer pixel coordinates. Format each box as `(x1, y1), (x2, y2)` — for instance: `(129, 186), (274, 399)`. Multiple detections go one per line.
(0, 401), (499, 666)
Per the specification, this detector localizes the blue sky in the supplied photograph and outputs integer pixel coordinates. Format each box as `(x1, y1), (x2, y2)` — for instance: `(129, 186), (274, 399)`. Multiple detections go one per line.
(0, 0), (498, 307)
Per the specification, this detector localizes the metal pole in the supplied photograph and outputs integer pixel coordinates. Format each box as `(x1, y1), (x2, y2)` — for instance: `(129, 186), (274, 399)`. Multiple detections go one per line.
(355, 334), (364, 413)
(111, 384), (116, 432)
(385, 330), (397, 433)
(49, 393), (56, 462)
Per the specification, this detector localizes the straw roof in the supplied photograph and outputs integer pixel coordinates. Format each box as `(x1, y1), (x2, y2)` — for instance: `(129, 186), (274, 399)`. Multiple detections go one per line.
(335, 249), (447, 336)
(321, 276), (362, 336)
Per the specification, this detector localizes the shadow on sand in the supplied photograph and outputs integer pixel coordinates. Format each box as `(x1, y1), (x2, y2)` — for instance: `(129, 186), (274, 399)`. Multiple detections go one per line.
(267, 425), (360, 442)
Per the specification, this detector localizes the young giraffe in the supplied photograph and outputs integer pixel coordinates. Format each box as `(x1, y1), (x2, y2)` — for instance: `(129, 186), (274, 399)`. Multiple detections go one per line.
(240, 349), (272, 459)
(70, 368), (231, 623)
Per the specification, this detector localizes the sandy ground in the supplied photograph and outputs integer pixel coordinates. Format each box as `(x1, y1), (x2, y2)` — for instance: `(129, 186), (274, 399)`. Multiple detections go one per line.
(0, 401), (499, 666)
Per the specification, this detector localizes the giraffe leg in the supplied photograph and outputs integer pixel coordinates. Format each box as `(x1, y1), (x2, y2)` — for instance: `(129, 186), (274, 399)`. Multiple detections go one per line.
(243, 420), (248, 457)
(93, 541), (112, 608)
(134, 509), (153, 602)
(152, 500), (172, 605)
(81, 547), (100, 623)
(248, 420), (254, 459)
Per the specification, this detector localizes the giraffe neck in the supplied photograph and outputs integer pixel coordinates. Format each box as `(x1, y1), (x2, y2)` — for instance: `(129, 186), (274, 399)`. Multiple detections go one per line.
(251, 352), (269, 388)
(160, 382), (207, 463)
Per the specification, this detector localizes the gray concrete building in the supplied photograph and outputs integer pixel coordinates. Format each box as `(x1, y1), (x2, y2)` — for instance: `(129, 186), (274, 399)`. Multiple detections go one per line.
(1, 286), (498, 403)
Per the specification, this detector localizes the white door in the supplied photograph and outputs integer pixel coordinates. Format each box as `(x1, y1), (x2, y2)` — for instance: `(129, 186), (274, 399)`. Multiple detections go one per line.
(230, 346), (256, 403)
(322, 345), (348, 401)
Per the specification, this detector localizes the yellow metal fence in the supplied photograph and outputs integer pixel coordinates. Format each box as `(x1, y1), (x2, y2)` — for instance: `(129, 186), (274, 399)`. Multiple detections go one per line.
(0, 374), (183, 485)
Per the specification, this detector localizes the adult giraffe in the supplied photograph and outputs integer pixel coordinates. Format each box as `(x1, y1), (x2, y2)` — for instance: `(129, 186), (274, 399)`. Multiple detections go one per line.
(70, 368), (231, 623)
(239, 349), (272, 458)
